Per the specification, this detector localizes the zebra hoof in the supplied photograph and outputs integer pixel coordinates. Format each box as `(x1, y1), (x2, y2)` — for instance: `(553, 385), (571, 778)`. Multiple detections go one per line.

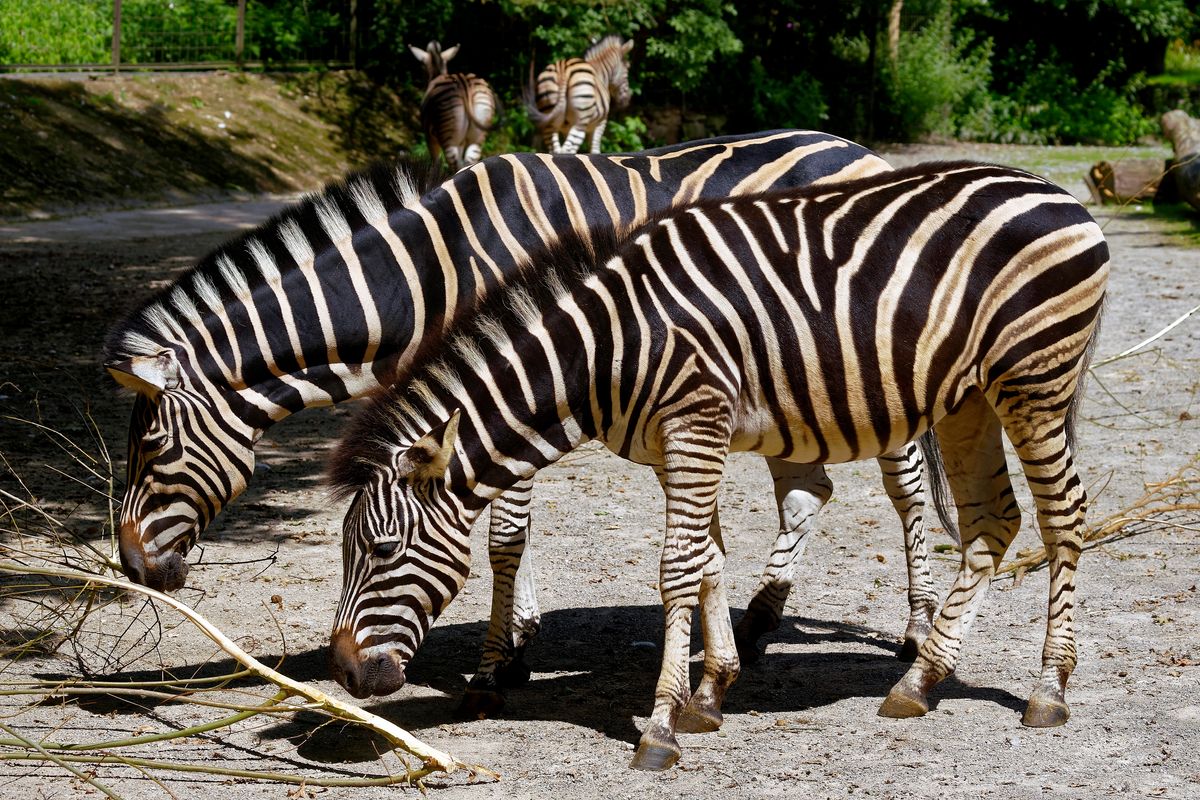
(456, 688), (506, 720)
(629, 737), (680, 771)
(496, 655), (532, 687)
(1022, 696), (1070, 728)
(897, 638), (921, 662)
(676, 705), (722, 734)
(878, 685), (929, 719)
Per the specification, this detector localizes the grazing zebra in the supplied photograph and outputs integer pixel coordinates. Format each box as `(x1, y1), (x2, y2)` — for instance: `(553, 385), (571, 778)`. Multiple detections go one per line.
(326, 161), (1108, 771)
(410, 41), (497, 172)
(101, 130), (920, 714)
(527, 35), (633, 154)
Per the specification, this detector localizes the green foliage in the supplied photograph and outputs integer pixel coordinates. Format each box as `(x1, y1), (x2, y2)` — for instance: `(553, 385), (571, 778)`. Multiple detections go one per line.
(642, 2), (742, 95)
(0, 0), (110, 64)
(747, 57), (827, 130)
(602, 114), (649, 151)
(967, 56), (1156, 145)
(882, 6), (993, 141)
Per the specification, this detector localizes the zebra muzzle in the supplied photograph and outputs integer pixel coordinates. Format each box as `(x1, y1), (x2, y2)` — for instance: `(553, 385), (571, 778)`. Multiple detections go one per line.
(328, 629), (407, 698)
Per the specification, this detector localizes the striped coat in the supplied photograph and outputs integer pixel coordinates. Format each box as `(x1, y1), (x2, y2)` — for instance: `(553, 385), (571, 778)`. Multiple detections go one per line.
(410, 41), (497, 171)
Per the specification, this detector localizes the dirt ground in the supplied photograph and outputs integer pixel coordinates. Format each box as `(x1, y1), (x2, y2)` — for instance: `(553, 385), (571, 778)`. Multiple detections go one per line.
(1, 144), (1198, 799)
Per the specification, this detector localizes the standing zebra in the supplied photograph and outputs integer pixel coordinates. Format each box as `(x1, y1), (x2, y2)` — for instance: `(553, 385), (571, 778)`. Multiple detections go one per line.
(410, 41), (497, 172)
(102, 130), (928, 714)
(527, 35), (633, 154)
(327, 162), (1108, 770)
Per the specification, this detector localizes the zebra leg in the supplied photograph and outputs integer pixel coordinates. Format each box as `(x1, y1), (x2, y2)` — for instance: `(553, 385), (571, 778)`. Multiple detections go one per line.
(547, 131), (562, 154)
(1001, 409), (1087, 728)
(444, 145), (464, 173)
(458, 479), (540, 719)
(880, 394), (1020, 718)
(733, 459), (831, 662)
(677, 506), (739, 733)
(631, 427), (736, 771)
(463, 142), (483, 167)
(589, 120), (607, 154)
(877, 443), (940, 661)
(561, 125), (588, 155)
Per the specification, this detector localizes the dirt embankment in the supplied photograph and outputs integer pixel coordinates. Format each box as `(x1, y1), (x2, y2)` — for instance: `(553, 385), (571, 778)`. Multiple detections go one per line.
(0, 71), (421, 220)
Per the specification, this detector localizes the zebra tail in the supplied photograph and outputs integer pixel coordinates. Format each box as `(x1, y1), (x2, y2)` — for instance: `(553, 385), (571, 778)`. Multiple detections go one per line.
(465, 86), (500, 133)
(1066, 300), (1106, 457)
(523, 59), (562, 128)
(916, 429), (961, 546)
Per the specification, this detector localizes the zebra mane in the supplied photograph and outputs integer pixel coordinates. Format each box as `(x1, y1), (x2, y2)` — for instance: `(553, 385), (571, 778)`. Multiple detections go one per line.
(585, 34), (626, 61)
(102, 156), (445, 365)
(326, 217), (629, 498)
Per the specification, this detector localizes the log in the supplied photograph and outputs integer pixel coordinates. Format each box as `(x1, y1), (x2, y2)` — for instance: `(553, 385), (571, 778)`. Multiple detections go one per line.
(1083, 159), (1167, 205)
(1161, 109), (1200, 211)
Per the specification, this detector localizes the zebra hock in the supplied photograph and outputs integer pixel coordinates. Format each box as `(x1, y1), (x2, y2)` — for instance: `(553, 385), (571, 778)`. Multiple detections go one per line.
(327, 161), (1108, 771)
(101, 131), (938, 711)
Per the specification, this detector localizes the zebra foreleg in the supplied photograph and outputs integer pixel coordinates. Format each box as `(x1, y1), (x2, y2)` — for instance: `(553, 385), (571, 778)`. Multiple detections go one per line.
(631, 422), (736, 771)
(458, 478), (540, 719)
(733, 459), (831, 662)
(880, 395), (1020, 719)
(877, 444), (940, 661)
(463, 142), (484, 167)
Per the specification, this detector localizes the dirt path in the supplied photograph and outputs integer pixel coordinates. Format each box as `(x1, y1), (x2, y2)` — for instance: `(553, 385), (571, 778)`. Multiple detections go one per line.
(1, 151), (1198, 799)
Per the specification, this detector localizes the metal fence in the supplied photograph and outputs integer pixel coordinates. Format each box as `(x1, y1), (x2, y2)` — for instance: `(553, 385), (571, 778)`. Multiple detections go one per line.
(1, 0), (356, 72)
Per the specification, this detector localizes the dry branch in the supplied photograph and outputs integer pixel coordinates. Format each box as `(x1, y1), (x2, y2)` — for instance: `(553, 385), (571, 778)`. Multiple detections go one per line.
(1000, 458), (1200, 581)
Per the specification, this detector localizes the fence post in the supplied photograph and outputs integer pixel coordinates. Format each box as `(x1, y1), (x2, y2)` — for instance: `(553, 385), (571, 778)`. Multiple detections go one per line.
(236, 0), (246, 68)
(111, 0), (122, 73)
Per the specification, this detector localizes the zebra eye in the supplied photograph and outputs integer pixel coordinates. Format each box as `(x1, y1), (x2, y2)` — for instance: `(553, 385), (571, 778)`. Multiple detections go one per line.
(372, 540), (400, 559)
(142, 431), (170, 454)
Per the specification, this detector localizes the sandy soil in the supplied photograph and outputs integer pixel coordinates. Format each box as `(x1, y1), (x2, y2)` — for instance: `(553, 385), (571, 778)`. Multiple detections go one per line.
(1, 146), (1198, 799)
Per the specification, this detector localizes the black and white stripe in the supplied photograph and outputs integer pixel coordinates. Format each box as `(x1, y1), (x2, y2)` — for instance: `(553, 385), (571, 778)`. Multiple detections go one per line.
(103, 129), (930, 709)
(327, 161), (1108, 770)
(410, 41), (497, 171)
(527, 35), (633, 154)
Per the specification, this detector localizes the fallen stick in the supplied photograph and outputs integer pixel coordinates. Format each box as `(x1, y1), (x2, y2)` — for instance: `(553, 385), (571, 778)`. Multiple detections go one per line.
(0, 561), (473, 780)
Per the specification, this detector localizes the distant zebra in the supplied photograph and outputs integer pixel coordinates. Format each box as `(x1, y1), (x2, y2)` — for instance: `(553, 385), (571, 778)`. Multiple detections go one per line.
(410, 41), (497, 171)
(527, 35), (633, 154)
(327, 162), (1108, 771)
(102, 130), (923, 715)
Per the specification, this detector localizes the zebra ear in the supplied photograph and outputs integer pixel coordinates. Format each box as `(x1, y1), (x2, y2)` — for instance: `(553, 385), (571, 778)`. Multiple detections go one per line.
(409, 45), (429, 65)
(441, 44), (460, 63)
(621, 39), (634, 54)
(399, 409), (461, 481)
(106, 350), (181, 396)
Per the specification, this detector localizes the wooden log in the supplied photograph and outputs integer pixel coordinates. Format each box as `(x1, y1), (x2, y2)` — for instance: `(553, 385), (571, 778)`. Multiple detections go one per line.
(1161, 109), (1200, 211)
(1083, 159), (1166, 205)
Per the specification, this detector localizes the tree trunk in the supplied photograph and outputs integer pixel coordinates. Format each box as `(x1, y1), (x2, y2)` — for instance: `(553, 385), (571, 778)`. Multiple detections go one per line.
(888, 0), (903, 65)
(1084, 159), (1169, 205)
(1162, 109), (1200, 212)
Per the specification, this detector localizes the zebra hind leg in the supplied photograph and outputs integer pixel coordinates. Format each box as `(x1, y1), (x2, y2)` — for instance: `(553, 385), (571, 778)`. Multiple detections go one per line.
(876, 443), (940, 661)
(457, 479), (541, 719)
(589, 119), (607, 154)
(1001, 408), (1087, 728)
(879, 394), (1020, 719)
(560, 125), (588, 155)
(732, 459), (831, 663)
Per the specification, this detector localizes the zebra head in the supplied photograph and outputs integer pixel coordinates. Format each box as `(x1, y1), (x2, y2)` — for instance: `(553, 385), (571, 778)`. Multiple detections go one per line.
(589, 36), (634, 110)
(409, 40), (459, 83)
(107, 349), (256, 592)
(328, 410), (469, 699)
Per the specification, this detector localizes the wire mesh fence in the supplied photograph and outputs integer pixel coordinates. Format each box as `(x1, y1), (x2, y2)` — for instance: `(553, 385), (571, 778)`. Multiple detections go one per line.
(0, 0), (353, 72)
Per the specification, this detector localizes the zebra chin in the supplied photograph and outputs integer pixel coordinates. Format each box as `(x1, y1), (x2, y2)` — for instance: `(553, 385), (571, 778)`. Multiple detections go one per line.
(328, 628), (407, 699)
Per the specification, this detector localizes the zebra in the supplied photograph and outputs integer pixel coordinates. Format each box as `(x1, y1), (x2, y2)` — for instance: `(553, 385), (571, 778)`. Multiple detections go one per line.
(326, 161), (1108, 771)
(527, 35), (633, 155)
(101, 129), (928, 714)
(409, 41), (497, 172)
